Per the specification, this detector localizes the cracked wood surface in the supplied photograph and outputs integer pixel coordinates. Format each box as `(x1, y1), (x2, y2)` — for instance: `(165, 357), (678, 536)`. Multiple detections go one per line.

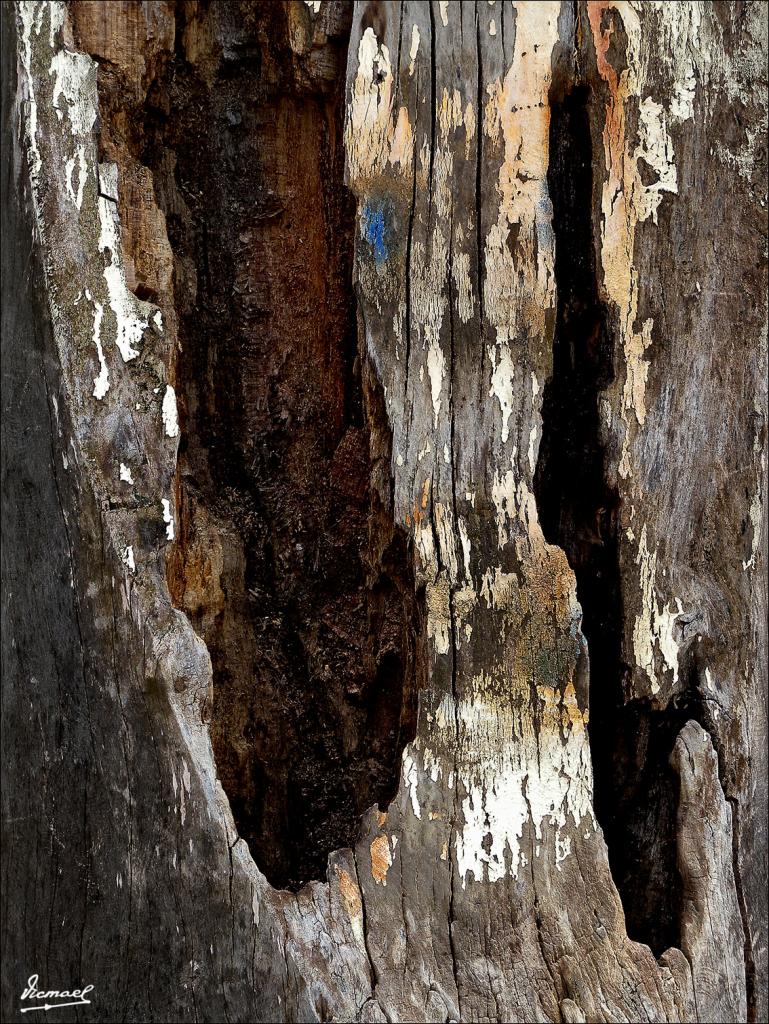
(1, 2), (767, 1023)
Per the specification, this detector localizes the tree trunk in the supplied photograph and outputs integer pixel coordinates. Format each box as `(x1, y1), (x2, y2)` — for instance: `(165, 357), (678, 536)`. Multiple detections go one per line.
(2, 2), (766, 1022)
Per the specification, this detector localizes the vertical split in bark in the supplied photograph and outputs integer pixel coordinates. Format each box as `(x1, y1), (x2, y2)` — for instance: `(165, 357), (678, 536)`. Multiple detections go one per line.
(536, 69), (698, 956)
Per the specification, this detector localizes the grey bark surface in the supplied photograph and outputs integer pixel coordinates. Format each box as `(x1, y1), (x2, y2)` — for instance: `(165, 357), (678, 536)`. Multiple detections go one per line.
(1, 3), (767, 1024)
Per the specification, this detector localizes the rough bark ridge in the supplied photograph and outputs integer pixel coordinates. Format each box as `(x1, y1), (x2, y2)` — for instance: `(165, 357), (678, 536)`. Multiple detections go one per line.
(1, 2), (767, 1023)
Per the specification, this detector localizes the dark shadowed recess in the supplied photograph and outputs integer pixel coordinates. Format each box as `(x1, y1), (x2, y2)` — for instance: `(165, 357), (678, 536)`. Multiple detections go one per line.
(92, 0), (420, 891)
(535, 77), (705, 956)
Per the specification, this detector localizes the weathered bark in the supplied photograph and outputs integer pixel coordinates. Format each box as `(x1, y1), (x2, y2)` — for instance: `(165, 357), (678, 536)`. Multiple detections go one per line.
(1, 2), (766, 1023)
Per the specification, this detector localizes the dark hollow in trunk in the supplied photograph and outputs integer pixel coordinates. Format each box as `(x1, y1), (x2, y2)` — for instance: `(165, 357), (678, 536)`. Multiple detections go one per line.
(82, 0), (420, 892)
(536, 77), (690, 956)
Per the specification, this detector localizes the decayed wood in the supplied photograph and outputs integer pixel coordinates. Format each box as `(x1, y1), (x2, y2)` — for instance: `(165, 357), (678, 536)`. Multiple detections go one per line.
(1, 2), (766, 1023)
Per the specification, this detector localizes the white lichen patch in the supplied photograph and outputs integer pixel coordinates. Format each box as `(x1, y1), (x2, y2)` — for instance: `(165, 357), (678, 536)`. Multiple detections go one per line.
(409, 24), (420, 76)
(454, 676), (594, 886)
(671, 60), (697, 121)
(75, 289), (108, 399)
(427, 342), (446, 427)
(15, 8), (95, 217)
(527, 422), (539, 473)
(489, 342), (515, 444)
(402, 749), (422, 819)
(526, 373), (541, 471)
(122, 545), (136, 572)
(161, 498), (175, 541)
(48, 47), (98, 136)
(458, 516), (472, 580)
(345, 28), (395, 186)
(18, 4), (45, 178)
(162, 384), (180, 438)
(634, 97), (678, 225)
(119, 462), (133, 484)
(632, 525), (684, 694)
(491, 469), (516, 549)
(98, 183), (149, 362)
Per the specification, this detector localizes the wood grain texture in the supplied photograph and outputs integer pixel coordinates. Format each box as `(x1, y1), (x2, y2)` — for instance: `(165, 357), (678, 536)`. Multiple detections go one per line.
(1, 2), (766, 1022)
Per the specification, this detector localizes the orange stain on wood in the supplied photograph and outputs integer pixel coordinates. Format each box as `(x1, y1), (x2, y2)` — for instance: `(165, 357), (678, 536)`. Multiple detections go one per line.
(370, 834), (392, 885)
(421, 478), (431, 510)
(587, 2), (617, 88)
(334, 865), (363, 919)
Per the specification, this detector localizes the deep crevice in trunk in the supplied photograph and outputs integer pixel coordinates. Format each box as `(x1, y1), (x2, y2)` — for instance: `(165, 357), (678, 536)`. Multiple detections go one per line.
(535, 78), (693, 957)
(79, 0), (420, 893)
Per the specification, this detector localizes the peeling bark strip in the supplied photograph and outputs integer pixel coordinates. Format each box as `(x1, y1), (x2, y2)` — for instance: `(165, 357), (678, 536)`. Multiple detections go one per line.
(1, 4), (766, 1024)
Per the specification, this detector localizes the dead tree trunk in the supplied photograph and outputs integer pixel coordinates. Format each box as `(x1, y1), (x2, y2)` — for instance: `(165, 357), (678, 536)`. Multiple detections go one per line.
(2, 2), (766, 1022)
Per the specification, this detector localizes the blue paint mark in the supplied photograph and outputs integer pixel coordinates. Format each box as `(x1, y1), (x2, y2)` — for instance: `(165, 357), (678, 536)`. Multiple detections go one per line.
(362, 201), (389, 264)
